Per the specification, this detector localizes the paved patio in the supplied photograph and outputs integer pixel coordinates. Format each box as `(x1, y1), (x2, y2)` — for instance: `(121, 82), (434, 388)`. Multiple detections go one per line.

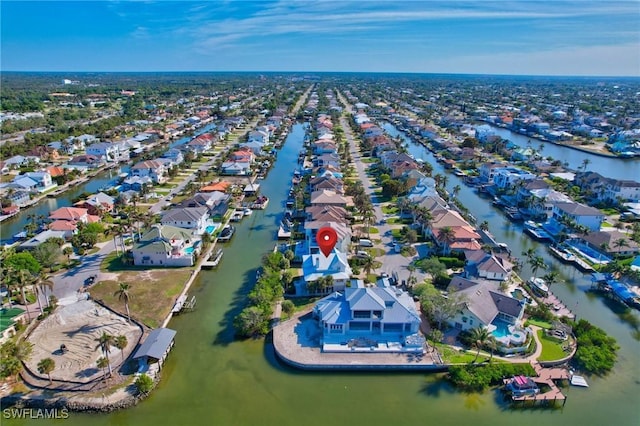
(272, 309), (444, 371)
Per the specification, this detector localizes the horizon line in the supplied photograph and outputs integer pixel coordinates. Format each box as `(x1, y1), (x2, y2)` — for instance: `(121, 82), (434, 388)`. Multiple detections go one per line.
(2, 70), (639, 79)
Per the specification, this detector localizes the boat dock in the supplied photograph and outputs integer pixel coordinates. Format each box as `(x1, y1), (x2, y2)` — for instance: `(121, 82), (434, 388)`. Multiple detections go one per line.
(171, 294), (196, 314)
(507, 364), (570, 406)
(202, 248), (224, 269)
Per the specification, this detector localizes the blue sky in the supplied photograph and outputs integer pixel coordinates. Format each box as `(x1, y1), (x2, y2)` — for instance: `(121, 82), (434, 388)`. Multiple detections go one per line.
(2, 1), (639, 76)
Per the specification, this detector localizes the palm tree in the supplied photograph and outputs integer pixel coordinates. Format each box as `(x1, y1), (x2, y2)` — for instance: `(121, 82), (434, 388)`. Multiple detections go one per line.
(115, 335), (128, 361)
(95, 332), (115, 377)
(479, 221), (489, 232)
(407, 264), (417, 287)
(486, 335), (498, 363)
(34, 271), (54, 313)
(528, 255), (547, 278)
(542, 270), (561, 288)
(96, 356), (109, 382)
(613, 238), (629, 252)
(469, 327), (491, 363)
(437, 226), (456, 255)
(114, 282), (131, 323)
(14, 269), (35, 322)
(37, 357), (55, 384)
(581, 158), (591, 172)
(452, 184), (461, 199)
(62, 246), (73, 262)
(521, 247), (536, 263)
(361, 254), (375, 277)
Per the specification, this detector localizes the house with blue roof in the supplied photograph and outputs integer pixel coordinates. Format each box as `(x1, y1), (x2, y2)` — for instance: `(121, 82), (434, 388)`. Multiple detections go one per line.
(312, 279), (424, 352)
(300, 251), (352, 295)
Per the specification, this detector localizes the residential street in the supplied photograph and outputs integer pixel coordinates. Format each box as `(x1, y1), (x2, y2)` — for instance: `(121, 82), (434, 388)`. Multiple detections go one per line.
(338, 93), (427, 286)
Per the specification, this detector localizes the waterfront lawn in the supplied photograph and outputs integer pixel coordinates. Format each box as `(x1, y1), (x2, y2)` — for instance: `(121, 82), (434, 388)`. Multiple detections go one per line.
(382, 204), (399, 215)
(526, 319), (552, 329)
(90, 269), (191, 328)
(437, 344), (490, 364)
(537, 329), (567, 361)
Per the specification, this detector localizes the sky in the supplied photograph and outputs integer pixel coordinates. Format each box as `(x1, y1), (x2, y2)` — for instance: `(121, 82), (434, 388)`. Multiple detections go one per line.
(1, 0), (639, 76)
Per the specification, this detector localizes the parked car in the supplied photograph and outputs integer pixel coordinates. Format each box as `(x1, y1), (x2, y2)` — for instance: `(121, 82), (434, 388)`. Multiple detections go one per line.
(358, 239), (373, 247)
(84, 275), (97, 286)
(356, 250), (370, 259)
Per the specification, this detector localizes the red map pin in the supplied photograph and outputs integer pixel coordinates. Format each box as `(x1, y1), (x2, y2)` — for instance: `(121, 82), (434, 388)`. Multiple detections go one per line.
(316, 227), (338, 257)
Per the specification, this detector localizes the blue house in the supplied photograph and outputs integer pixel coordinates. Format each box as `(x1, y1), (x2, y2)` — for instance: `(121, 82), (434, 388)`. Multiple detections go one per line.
(312, 280), (424, 353)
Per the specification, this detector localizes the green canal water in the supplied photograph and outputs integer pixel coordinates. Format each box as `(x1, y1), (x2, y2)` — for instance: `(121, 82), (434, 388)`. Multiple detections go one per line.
(11, 123), (640, 426)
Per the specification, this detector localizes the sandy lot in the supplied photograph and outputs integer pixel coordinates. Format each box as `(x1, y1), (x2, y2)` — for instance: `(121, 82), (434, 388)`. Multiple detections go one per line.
(26, 299), (142, 383)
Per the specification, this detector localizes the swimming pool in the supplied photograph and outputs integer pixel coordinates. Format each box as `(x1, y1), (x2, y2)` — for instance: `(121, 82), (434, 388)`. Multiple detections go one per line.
(206, 225), (217, 234)
(184, 246), (195, 254)
(510, 289), (530, 303)
(491, 319), (528, 346)
(491, 319), (512, 338)
(567, 241), (611, 264)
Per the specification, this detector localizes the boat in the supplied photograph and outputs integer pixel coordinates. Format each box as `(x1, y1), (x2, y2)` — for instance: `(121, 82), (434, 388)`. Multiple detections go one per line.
(243, 208), (252, 216)
(505, 207), (523, 222)
(548, 245), (576, 263)
(524, 221), (553, 241)
(504, 375), (540, 397)
(528, 277), (549, 296)
(230, 211), (244, 222)
(218, 225), (235, 242)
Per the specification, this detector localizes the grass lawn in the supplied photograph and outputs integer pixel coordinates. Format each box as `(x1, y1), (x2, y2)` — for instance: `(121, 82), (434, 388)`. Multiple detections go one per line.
(382, 204), (399, 215)
(601, 222), (614, 228)
(536, 329), (567, 362)
(600, 208), (619, 216)
(391, 229), (403, 239)
(90, 268), (191, 328)
(526, 319), (552, 329)
(437, 345), (491, 364)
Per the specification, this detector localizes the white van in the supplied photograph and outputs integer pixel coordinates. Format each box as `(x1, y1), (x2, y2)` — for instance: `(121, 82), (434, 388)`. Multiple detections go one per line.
(358, 239), (373, 247)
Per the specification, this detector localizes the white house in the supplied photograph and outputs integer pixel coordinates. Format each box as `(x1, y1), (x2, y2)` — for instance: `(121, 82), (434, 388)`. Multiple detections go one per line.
(86, 142), (122, 162)
(552, 202), (604, 232)
(160, 207), (211, 235)
(132, 225), (200, 267)
(162, 148), (184, 165)
(301, 252), (353, 294)
(492, 167), (536, 189)
(130, 160), (166, 184)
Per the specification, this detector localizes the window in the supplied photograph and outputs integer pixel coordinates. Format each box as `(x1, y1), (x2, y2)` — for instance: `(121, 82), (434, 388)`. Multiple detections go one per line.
(462, 316), (468, 323)
(353, 310), (370, 319)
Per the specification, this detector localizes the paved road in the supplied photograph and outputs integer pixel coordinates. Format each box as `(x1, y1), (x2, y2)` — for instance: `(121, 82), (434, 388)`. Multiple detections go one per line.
(338, 91), (427, 286)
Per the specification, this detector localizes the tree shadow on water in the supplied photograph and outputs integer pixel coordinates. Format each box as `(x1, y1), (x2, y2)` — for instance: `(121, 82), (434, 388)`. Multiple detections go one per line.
(212, 267), (260, 347)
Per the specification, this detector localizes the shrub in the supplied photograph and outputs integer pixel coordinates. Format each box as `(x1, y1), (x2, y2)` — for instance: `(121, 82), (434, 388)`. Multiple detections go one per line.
(436, 257), (465, 269)
(135, 373), (154, 395)
(448, 363), (536, 391)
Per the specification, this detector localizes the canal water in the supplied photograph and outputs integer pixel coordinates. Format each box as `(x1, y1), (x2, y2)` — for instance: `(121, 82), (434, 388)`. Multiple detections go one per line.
(0, 123), (217, 241)
(481, 124), (640, 181)
(10, 122), (640, 426)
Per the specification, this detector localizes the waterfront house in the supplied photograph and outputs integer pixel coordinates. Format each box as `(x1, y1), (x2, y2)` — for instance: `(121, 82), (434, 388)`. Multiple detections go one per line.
(130, 160), (167, 184)
(49, 206), (99, 227)
(186, 134), (214, 154)
(160, 207), (211, 235)
(309, 176), (344, 194)
(239, 141), (265, 156)
(13, 172), (56, 193)
(313, 140), (338, 155)
(200, 181), (231, 193)
(132, 224), (200, 267)
(68, 154), (102, 169)
(86, 142), (122, 163)
(551, 202), (604, 232)
(161, 148), (184, 165)
(579, 230), (639, 257)
(304, 221), (352, 255)
(18, 230), (69, 251)
(121, 176), (154, 192)
(177, 192), (230, 219)
(313, 153), (341, 169)
(492, 167), (536, 189)
(447, 277), (524, 331)
(220, 160), (251, 175)
(5, 190), (30, 207)
(312, 279), (423, 350)
(310, 190), (348, 208)
(406, 177), (438, 204)
(248, 130), (269, 145)
(305, 205), (349, 223)
(478, 162), (506, 183)
(74, 192), (115, 216)
(300, 252), (353, 294)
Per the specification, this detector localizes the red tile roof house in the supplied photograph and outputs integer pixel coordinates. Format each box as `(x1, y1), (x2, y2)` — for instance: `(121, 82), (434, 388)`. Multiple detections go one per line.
(48, 206), (100, 236)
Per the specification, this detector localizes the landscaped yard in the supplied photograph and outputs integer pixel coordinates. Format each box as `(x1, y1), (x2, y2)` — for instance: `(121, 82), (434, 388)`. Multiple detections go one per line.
(437, 344), (491, 364)
(90, 268), (192, 328)
(536, 329), (568, 362)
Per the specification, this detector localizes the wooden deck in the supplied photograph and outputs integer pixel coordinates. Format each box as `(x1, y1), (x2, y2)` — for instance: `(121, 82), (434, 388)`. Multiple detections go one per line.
(508, 363), (570, 405)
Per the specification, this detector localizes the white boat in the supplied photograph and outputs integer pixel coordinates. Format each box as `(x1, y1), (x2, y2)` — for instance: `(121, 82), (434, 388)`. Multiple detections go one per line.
(528, 277), (549, 295)
(243, 208), (252, 216)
